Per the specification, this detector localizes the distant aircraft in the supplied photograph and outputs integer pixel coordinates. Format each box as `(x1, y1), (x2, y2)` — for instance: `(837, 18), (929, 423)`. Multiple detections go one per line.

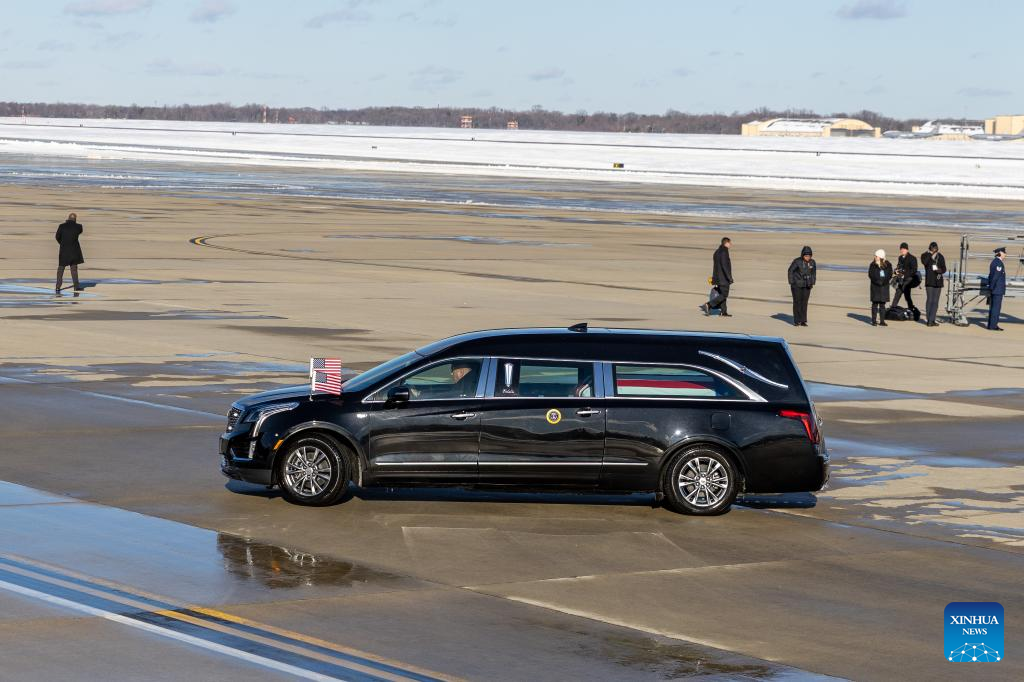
(885, 120), (1023, 141)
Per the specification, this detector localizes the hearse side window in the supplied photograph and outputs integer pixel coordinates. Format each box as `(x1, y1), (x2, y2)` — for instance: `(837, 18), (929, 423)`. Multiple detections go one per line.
(370, 358), (483, 401)
(495, 360), (594, 398)
(612, 364), (742, 399)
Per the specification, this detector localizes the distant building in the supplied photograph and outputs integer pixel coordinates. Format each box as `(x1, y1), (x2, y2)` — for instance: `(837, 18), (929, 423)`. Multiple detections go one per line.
(985, 115), (1024, 137)
(460, 115), (473, 129)
(741, 117), (881, 138)
(506, 119), (519, 129)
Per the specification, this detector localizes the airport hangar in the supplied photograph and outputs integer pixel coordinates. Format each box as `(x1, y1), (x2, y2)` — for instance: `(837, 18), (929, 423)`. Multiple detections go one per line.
(741, 114), (1024, 140)
(741, 117), (881, 138)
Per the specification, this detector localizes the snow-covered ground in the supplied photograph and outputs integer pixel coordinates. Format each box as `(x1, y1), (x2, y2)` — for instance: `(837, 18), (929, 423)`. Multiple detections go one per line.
(2, 117), (1024, 200)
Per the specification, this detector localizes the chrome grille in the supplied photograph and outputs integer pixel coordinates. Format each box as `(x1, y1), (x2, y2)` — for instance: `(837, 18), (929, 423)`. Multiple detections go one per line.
(226, 407), (243, 432)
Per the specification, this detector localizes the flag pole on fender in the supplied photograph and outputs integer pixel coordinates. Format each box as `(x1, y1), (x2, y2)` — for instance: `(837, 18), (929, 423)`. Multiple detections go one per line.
(309, 358), (343, 396)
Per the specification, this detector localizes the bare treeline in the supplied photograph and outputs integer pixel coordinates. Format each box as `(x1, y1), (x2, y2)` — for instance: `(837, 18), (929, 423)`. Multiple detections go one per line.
(0, 101), (923, 133)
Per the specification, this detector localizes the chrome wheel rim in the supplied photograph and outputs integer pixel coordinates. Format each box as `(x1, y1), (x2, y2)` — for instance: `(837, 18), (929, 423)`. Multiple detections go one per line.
(677, 456), (729, 508)
(283, 445), (333, 498)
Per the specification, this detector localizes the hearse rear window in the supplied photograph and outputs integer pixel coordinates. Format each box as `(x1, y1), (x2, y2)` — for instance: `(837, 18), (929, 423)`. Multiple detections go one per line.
(612, 365), (741, 399)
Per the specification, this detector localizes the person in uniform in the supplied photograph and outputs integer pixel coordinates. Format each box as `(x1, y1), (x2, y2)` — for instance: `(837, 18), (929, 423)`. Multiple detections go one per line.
(869, 249), (893, 327)
(891, 242), (919, 315)
(987, 247), (1007, 331)
(787, 245), (816, 326)
(55, 212), (85, 294)
(701, 237), (733, 317)
(920, 241), (946, 326)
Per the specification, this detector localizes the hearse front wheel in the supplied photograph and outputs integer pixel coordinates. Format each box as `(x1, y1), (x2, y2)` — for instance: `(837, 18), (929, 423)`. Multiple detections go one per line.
(663, 446), (738, 515)
(276, 434), (351, 506)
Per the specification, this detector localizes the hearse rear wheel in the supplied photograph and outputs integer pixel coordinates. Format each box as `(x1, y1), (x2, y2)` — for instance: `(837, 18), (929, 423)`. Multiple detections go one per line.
(663, 446), (738, 516)
(276, 434), (351, 506)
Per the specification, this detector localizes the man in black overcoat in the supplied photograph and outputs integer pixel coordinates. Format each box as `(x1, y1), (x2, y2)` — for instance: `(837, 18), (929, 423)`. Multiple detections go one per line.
(891, 242), (919, 314)
(701, 237), (734, 317)
(55, 212), (85, 293)
(920, 242), (946, 326)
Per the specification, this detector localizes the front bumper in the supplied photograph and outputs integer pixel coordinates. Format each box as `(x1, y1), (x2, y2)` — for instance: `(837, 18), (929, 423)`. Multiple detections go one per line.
(220, 434), (274, 485)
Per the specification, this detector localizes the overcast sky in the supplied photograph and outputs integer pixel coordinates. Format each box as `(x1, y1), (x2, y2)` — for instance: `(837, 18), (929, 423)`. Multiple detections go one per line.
(2, 0), (1020, 118)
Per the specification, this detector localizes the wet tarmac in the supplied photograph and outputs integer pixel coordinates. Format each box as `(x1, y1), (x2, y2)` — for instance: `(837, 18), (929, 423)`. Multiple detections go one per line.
(325, 234), (585, 247)
(0, 360), (1021, 680)
(3, 169), (1023, 678)
(0, 478), (832, 681)
(806, 381), (919, 403)
(2, 155), (1023, 234)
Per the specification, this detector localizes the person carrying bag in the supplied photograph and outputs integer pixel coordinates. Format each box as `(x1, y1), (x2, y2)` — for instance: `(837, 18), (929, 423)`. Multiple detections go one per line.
(700, 237), (733, 317)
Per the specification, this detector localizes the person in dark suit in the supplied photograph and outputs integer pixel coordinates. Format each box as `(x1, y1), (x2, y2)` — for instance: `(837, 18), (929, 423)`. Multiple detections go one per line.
(869, 249), (893, 327)
(920, 241), (946, 326)
(701, 237), (733, 317)
(55, 212), (85, 294)
(987, 247), (1008, 331)
(890, 242), (919, 314)
(787, 245), (816, 326)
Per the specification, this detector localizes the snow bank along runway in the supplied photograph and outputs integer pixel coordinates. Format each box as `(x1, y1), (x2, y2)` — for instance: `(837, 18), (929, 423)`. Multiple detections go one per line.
(3, 117), (1024, 200)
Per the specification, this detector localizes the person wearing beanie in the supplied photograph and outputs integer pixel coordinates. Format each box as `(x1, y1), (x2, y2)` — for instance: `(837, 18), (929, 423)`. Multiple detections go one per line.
(869, 249), (894, 326)
(920, 241), (946, 326)
(988, 247), (1008, 331)
(787, 245), (816, 326)
(891, 241), (920, 316)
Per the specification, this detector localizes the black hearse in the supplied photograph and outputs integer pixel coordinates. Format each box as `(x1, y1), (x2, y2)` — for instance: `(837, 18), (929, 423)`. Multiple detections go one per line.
(221, 326), (828, 514)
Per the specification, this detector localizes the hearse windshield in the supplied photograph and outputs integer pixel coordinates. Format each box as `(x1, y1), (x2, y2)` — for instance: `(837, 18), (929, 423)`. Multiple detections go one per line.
(342, 350), (423, 393)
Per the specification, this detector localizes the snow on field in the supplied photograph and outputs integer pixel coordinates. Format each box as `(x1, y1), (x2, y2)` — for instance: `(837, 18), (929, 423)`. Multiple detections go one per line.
(2, 117), (1024, 200)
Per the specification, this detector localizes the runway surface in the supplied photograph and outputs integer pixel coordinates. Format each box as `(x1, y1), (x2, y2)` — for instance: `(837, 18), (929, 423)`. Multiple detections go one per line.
(1, 362), (1021, 681)
(1, 175), (1023, 679)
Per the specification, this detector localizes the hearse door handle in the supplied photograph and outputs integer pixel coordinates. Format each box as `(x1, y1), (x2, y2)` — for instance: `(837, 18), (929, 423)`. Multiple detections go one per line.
(576, 408), (601, 417)
(450, 411), (476, 420)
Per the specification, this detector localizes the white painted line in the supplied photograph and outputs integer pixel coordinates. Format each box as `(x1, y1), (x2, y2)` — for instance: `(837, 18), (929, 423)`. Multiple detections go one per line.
(0, 579), (346, 682)
(0, 372), (223, 420)
(496, 593), (739, 655)
(75, 389), (224, 419)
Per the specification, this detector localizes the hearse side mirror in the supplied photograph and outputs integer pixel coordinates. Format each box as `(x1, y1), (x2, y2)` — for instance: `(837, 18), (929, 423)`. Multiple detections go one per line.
(386, 385), (411, 405)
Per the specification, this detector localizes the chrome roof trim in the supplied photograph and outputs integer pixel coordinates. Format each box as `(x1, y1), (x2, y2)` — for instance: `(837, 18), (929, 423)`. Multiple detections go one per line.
(698, 350), (790, 390)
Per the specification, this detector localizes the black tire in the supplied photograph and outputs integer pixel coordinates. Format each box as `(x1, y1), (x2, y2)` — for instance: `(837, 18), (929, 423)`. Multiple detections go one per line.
(662, 446), (739, 516)
(276, 434), (351, 506)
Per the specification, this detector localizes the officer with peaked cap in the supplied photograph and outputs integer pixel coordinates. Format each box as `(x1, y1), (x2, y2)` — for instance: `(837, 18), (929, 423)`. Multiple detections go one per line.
(987, 247), (1007, 331)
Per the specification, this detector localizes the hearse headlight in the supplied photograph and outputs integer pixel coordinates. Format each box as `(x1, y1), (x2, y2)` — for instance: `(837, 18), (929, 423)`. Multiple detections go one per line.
(244, 402), (300, 432)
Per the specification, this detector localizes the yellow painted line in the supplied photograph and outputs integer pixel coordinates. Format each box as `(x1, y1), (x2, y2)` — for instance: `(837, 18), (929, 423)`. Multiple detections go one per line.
(0, 578), (343, 682)
(152, 608), (418, 682)
(0, 561), (161, 613)
(191, 607), (463, 682)
(2, 554), (457, 682)
(3, 553), (185, 606)
(2, 561), (422, 681)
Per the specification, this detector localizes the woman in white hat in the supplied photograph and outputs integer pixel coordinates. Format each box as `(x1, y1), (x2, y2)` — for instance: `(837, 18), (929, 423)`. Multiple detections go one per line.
(869, 249), (894, 326)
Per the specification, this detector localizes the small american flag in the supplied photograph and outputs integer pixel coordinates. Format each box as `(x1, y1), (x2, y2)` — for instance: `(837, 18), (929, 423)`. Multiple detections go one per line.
(310, 358), (343, 394)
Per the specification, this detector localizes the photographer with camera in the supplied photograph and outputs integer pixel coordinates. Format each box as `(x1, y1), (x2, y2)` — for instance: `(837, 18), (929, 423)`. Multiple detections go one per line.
(787, 245), (816, 326)
(890, 242), (920, 319)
